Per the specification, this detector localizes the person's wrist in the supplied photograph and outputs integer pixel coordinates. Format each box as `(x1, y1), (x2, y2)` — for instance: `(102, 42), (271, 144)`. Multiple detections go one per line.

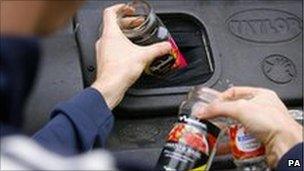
(268, 122), (302, 167)
(91, 76), (128, 109)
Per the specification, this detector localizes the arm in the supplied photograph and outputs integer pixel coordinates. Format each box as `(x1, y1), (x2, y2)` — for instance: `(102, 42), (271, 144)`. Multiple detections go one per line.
(32, 4), (171, 155)
(33, 88), (113, 155)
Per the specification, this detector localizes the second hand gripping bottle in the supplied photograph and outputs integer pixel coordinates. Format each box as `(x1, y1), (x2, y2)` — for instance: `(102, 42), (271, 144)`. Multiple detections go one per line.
(155, 87), (224, 171)
(190, 87), (270, 171)
(117, 0), (187, 77)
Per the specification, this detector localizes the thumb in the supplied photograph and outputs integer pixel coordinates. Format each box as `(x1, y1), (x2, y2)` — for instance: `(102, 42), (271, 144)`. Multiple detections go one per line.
(143, 41), (172, 62)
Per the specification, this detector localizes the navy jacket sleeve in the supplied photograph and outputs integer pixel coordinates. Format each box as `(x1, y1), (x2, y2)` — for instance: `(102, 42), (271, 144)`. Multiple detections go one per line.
(32, 88), (114, 156)
(276, 142), (303, 171)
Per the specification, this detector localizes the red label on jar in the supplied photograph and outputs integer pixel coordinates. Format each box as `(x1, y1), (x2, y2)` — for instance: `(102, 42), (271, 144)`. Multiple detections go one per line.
(168, 37), (188, 69)
(229, 124), (265, 160)
(167, 123), (209, 154)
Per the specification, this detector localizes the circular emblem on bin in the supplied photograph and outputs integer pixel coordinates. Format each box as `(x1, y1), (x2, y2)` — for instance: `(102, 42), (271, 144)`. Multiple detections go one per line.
(262, 54), (296, 84)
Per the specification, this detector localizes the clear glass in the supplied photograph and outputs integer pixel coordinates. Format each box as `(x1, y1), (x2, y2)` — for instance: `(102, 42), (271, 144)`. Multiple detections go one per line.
(183, 86), (270, 170)
(289, 109), (303, 125)
(186, 86), (228, 127)
(179, 86), (226, 171)
(118, 0), (157, 41)
(117, 0), (187, 76)
(236, 160), (269, 171)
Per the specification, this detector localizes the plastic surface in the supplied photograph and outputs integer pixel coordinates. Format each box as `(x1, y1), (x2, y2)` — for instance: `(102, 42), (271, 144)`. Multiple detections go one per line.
(24, 23), (84, 134)
(75, 0), (303, 115)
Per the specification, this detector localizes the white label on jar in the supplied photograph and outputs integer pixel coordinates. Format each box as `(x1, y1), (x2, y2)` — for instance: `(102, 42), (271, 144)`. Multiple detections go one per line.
(235, 126), (261, 152)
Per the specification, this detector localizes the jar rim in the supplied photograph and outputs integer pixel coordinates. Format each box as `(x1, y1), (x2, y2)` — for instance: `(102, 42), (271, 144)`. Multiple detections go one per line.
(119, 0), (156, 38)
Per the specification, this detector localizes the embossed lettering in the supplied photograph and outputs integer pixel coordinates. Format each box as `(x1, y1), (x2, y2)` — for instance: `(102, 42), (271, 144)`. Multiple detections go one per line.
(227, 9), (302, 43)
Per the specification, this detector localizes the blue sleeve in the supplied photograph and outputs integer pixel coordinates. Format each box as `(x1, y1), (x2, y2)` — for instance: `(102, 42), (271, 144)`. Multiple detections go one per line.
(276, 142), (303, 171)
(32, 88), (114, 156)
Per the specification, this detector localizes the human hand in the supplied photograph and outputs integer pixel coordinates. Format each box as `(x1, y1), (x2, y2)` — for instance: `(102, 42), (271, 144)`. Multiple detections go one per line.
(91, 4), (171, 109)
(195, 87), (302, 168)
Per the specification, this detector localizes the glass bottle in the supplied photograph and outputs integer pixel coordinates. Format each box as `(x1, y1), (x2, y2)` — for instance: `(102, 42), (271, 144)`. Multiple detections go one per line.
(117, 0), (187, 77)
(155, 87), (223, 171)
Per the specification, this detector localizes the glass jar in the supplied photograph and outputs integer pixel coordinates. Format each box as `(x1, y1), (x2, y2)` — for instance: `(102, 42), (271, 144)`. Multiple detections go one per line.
(155, 87), (223, 171)
(117, 0), (187, 77)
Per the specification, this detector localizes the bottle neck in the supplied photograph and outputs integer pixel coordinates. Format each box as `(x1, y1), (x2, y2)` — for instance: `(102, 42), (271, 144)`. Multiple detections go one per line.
(178, 114), (207, 132)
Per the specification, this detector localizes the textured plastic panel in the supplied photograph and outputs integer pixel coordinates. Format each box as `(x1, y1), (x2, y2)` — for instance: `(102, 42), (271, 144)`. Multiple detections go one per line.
(76, 0), (302, 115)
(24, 23), (84, 134)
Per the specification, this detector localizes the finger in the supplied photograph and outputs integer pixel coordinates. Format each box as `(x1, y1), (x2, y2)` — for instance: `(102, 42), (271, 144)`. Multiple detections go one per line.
(195, 87), (221, 102)
(103, 4), (127, 20)
(200, 87), (221, 96)
(221, 86), (259, 101)
(118, 4), (135, 16)
(119, 16), (145, 29)
(102, 4), (128, 33)
(143, 41), (172, 62)
(195, 99), (249, 121)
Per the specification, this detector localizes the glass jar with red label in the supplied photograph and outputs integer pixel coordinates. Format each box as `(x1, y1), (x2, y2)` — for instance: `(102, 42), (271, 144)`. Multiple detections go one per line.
(229, 124), (265, 160)
(155, 87), (222, 171)
(229, 124), (269, 170)
(117, 0), (187, 77)
(155, 114), (221, 171)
